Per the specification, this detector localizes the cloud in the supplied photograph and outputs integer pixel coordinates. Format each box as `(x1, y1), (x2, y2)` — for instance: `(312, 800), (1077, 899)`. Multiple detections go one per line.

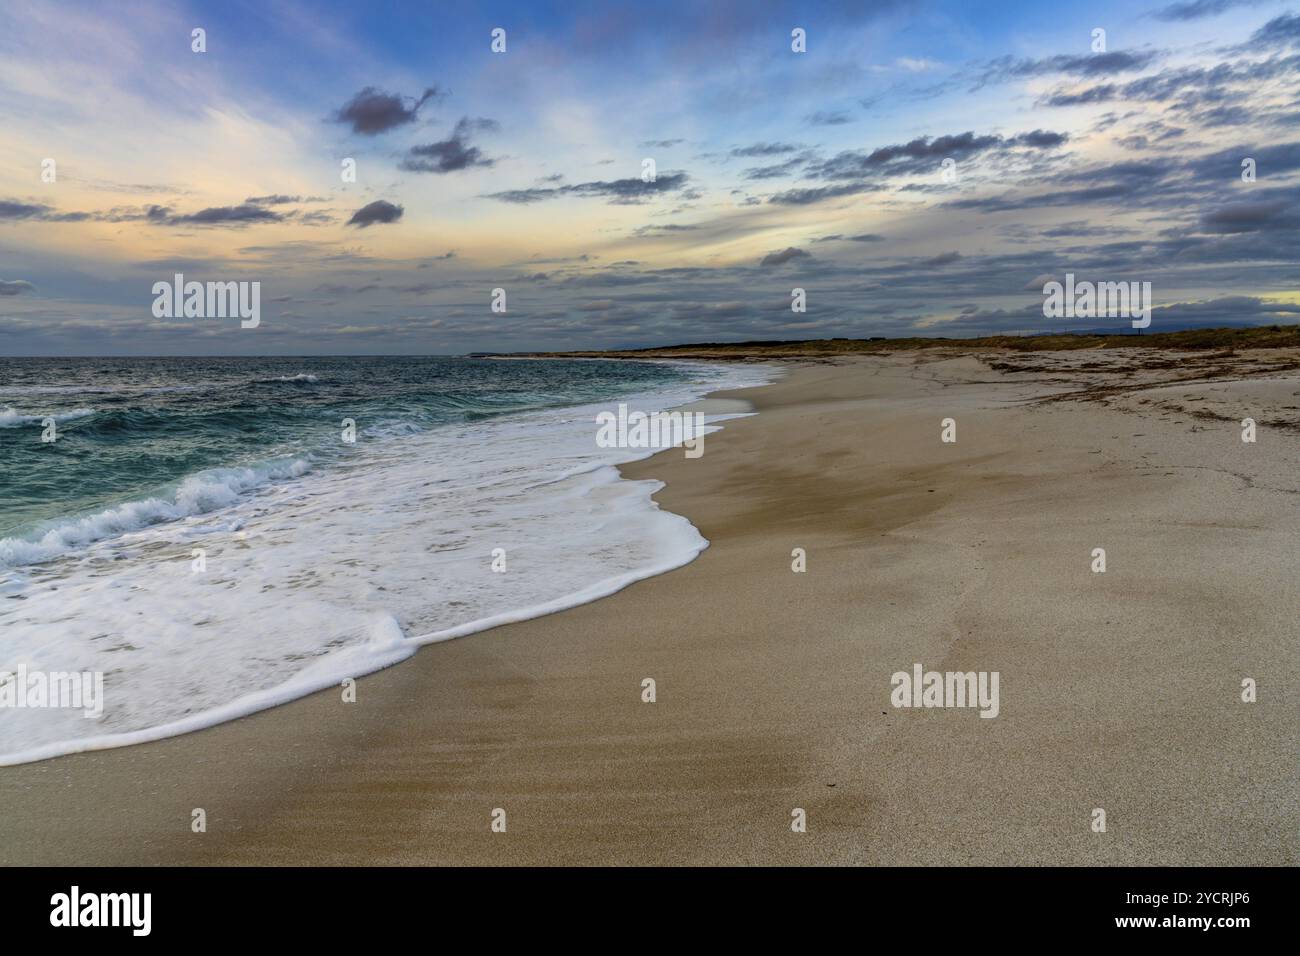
(486, 171), (690, 205)
(921, 251), (962, 267)
(244, 195), (306, 205)
(332, 86), (440, 135)
(730, 142), (801, 157)
(760, 247), (810, 267)
(742, 157), (810, 180)
(346, 200), (404, 228)
(1041, 85), (1120, 106)
(1245, 12), (1300, 49)
(0, 279), (36, 295)
(633, 223), (699, 237)
(167, 204), (286, 225)
(805, 129), (1068, 184)
(0, 200), (50, 220)
(400, 117), (499, 173)
(768, 182), (877, 205)
(973, 50), (1161, 88)
(806, 110), (853, 126)
(1154, 0), (1270, 22)
(1198, 201), (1295, 233)
(897, 57), (940, 72)
(1013, 129), (1071, 148)
(1149, 296), (1300, 324)
(1037, 53), (1300, 112)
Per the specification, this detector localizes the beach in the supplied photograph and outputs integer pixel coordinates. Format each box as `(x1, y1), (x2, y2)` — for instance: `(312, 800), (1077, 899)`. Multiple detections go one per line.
(1, 349), (1296, 866)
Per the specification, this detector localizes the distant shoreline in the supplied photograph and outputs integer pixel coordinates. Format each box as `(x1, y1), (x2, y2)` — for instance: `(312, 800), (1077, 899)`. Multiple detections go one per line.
(507, 323), (1300, 360)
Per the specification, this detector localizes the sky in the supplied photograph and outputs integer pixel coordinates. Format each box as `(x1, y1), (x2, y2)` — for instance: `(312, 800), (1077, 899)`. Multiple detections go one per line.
(0, 0), (1298, 356)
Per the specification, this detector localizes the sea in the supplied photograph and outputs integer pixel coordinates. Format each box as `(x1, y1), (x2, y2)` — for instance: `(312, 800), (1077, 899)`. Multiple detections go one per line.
(0, 355), (771, 764)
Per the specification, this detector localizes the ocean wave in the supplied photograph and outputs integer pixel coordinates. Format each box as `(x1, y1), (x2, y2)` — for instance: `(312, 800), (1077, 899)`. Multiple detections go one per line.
(263, 373), (319, 383)
(1, 384), (201, 396)
(0, 406), (95, 428)
(0, 456), (311, 567)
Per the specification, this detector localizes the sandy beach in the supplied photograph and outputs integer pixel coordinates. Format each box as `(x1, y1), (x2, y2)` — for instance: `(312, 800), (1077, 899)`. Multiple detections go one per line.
(1, 349), (1296, 866)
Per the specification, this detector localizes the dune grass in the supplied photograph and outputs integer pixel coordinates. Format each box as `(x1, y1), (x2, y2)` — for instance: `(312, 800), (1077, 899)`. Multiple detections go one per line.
(520, 324), (1300, 359)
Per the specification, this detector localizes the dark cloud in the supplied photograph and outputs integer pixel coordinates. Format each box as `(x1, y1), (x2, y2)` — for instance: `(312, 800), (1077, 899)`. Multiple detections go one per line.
(1245, 12), (1300, 49)
(804, 129), (1068, 185)
(332, 86), (440, 135)
(486, 171), (690, 205)
(246, 194), (306, 206)
(1013, 129), (1070, 148)
(346, 200), (404, 228)
(1149, 296), (1300, 324)
(1183, 140), (1300, 180)
(1042, 85), (1119, 106)
(400, 117), (499, 173)
(813, 132), (999, 178)
(168, 204), (286, 225)
(94, 204), (174, 223)
(0, 200), (50, 220)
(730, 142), (801, 157)
(1198, 201), (1295, 233)
(742, 157), (809, 180)
(0, 279), (36, 295)
(0, 200), (106, 223)
(760, 247), (810, 267)
(806, 110), (853, 126)
(1039, 221), (1133, 239)
(44, 200), (280, 226)
(973, 50), (1160, 88)
(1038, 53), (1300, 114)
(768, 182), (877, 205)
(640, 138), (684, 148)
(1190, 104), (1254, 127)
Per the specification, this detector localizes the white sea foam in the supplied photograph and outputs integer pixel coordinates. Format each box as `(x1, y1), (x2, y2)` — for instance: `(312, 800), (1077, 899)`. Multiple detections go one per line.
(0, 406), (95, 428)
(0, 458), (312, 567)
(0, 362), (775, 765)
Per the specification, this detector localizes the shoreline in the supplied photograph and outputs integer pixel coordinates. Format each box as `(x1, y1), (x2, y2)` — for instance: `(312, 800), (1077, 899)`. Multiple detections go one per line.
(0, 350), (1295, 865)
(0, 359), (772, 768)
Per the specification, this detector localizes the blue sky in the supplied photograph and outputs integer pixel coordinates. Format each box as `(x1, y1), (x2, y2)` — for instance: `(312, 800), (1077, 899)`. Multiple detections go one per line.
(1, 0), (1298, 355)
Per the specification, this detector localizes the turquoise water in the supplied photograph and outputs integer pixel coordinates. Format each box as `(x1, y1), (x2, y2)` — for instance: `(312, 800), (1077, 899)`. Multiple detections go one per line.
(0, 356), (690, 555)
